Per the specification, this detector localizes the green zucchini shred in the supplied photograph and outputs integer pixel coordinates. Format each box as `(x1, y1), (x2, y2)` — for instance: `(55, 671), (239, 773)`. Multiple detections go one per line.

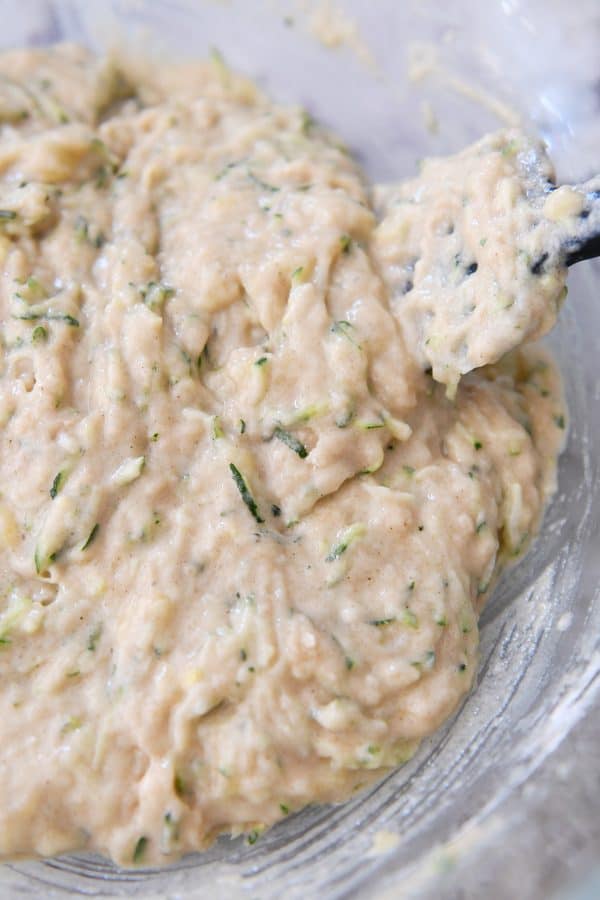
(81, 523), (99, 551)
(273, 426), (308, 459)
(132, 836), (148, 863)
(229, 463), (264, 523)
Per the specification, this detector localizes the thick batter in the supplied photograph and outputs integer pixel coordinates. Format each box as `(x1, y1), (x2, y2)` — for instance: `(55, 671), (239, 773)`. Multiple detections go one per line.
(0, 45), (567, 866)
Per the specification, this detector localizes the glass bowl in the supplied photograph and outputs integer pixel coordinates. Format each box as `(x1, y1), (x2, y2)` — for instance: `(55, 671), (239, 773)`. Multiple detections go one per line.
(1, 1), (598, 897)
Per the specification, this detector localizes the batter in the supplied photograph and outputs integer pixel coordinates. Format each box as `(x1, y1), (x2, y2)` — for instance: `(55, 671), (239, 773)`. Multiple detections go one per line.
(0, 45), (567, 866)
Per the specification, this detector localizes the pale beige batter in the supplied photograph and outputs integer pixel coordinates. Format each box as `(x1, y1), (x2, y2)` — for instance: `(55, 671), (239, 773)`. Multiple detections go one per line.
(0, 45), (566, 866)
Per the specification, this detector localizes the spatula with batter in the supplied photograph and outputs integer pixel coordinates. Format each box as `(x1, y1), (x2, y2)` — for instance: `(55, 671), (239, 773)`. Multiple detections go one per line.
(371, 131), (600, 392)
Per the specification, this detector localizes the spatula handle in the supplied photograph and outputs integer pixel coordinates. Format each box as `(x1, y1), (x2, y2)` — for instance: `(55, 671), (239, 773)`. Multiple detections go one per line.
(565, 232), (600, 266)
(564, 181), (600, 267)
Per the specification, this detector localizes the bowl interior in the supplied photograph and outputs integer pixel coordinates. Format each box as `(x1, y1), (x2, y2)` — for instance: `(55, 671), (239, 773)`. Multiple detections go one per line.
(1, 1), (598, 897)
